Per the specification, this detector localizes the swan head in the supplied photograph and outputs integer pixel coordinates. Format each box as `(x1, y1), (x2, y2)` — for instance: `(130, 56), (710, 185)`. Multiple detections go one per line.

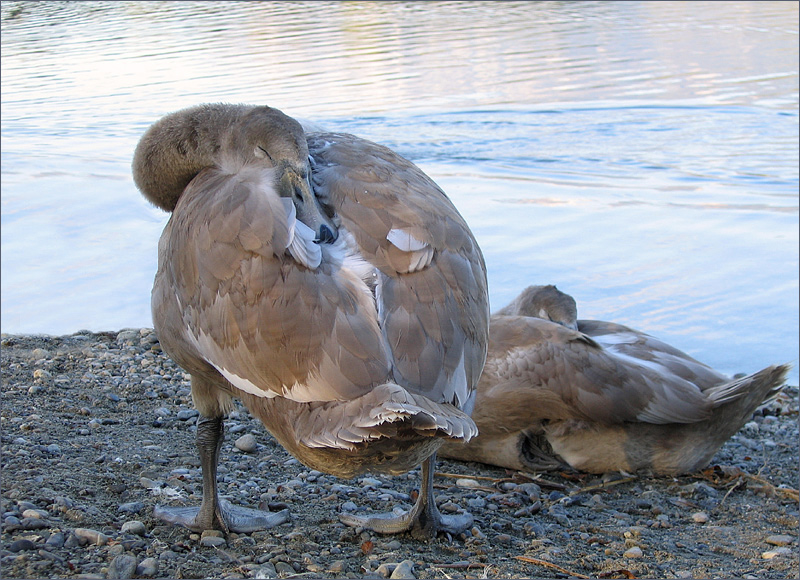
(495, 285), (578, 330)
(133, 103), (338, 244)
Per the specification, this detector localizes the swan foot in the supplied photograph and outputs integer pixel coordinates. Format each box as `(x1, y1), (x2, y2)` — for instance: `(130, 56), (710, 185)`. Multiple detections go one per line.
(339, 453), (473, 540)
(340, 503), (473, 541)
(154, 499), (289, 534)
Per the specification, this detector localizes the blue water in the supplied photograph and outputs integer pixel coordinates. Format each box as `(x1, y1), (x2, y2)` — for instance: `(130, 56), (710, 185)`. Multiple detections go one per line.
(2, 1), (797, 383)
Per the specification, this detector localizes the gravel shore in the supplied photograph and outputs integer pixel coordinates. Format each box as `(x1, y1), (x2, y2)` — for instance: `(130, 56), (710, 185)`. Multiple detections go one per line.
(1, 329), (798, 579)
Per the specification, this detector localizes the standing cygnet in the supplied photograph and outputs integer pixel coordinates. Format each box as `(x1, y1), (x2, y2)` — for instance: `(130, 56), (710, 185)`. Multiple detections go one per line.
(439, 284), (789, 476)
(133, 103), (489, 540)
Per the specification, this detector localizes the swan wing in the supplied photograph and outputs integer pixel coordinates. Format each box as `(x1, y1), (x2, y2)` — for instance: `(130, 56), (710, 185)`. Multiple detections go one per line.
(483, 316), (716, 426)
(308, 132), (489, 408)
(154, 165), (391, 403)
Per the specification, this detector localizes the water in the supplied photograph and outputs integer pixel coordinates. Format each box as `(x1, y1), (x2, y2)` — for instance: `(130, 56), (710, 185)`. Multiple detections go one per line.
(2, 1), (797, 383)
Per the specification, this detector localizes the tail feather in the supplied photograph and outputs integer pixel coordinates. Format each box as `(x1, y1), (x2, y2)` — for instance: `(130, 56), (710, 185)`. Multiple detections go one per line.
(705, 364), (789, 408)
(296, 383), (478, 450)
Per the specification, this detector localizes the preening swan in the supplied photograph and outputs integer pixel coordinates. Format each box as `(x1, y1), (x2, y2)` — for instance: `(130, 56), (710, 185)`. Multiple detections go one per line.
(439, 285), (789, 476)
(133, 103), (489, 539)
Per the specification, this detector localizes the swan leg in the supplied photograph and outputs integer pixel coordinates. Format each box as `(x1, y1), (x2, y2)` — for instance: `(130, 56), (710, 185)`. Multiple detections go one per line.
(153, 415), (289, 533)
(339, 452), (473, 540)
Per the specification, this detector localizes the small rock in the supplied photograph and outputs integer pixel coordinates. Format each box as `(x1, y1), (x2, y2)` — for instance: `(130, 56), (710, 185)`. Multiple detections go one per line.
(8, 538), (37, 552)
(20, 517), (49, 529)
(46, 532), (65, 548)
(274, 562), (295, 575)
(107, 554), (138, 579)
(328, 560), (347, 573)
(235, 433), (257, 453)
(176, 409), (199, 420)
(390, 560), (416, 579)
(456, 478), (482, 488)
(623, 546), (643, 558)
(136, 557), (158, 577)
(200, 534), (226, 547)
(765, 534), (794, 546)
(254, 563), (277, 578)
(74, 527), (110, 546)
(21, 508), (48, 519)
(762, 547), (793, 559)
(692, 512), (709, 523)
(121, 520), (147, 536)
(118, 501), (144, 514)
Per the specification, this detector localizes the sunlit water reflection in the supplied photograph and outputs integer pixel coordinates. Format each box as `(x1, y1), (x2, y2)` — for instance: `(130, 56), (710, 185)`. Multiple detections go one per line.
(2, 1), (797, 383)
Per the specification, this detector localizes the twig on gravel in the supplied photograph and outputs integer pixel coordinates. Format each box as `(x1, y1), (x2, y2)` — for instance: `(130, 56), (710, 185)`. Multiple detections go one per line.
(435, 471), (501, 482)
(514, 556), (591, 578)
(571, 476), (638, 495)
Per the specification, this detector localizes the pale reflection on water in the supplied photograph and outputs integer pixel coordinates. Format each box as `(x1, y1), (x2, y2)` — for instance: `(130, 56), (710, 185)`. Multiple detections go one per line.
(1, 1), (797, 382)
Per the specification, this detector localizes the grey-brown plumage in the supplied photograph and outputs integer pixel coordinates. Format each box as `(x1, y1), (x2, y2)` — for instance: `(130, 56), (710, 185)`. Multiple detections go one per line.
(439, 285), (789, 476)
(133, 104), (489, 539)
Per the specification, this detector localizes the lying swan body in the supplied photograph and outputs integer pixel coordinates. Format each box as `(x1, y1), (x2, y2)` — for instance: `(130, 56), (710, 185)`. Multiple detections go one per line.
(133, 104), (489, 539)
(439, 285), (789, 475)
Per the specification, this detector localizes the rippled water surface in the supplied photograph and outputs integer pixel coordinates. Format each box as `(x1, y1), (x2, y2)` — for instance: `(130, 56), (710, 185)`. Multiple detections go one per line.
(2, 1), (798, 382)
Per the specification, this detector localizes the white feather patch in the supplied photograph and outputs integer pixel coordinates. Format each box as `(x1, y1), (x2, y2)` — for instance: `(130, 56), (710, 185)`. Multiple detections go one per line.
(280, 197), (322, 269)
(386, 228), (428, 251)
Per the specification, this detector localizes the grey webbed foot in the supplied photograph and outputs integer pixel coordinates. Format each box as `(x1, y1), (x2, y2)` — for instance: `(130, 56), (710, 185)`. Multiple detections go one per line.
(154, 500), (289, 534)
(339, 453), (473, 540)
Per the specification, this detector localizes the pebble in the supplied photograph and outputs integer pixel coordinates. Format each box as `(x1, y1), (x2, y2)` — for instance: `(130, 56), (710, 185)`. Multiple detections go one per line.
(21, 508), (48, 519)
(254, 563), (277, 578)
(121, 520), (147, 536)
(390, 560), (416, 579)
(623, 546), (643, 558)
(456, 478), (482, 488)
(762, 547), (793, 559)
(235, 433), (257, 453)
(74, 527), (110, 546)
(176, 409), (199, 420)
(117, 501), (144, 514)
(200, 529), (227, 547)
(692, 511), (709, 523)
(274, 561), (295, 575)
(765, 534), (794, 546)
(136, 557), (159, 577)
(8, 538), (37, 551)
(46, 531), (66, 548)
(107, 554), (138, 579)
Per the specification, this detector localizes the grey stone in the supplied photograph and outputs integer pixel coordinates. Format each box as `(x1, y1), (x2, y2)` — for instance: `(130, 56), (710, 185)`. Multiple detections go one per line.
(107, 554), (138, 579)
(136, 557), (158, 577)
(235, 433), (257, 453)
(120, 520), (147, 536)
